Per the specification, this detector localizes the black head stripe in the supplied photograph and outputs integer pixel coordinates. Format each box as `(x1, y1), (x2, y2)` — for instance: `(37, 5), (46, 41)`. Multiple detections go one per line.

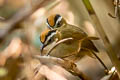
(54, 14), (61, 26)
(44, 29), (57, 43)
(46, 30), (57, 38)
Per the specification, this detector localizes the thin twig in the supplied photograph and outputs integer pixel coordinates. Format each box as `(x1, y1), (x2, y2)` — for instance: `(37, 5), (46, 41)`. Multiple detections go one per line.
(46, 37), (73, 56)
(108, 0), (120, 18)
(82, 48), (109, 74)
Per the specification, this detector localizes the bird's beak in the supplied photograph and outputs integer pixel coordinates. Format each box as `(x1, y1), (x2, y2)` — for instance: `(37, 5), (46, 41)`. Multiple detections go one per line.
(40, 44), (45, 54)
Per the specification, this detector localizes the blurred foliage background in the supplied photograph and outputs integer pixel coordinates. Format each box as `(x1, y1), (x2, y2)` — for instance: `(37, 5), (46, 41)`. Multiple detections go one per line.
(0, 0), (120, 80)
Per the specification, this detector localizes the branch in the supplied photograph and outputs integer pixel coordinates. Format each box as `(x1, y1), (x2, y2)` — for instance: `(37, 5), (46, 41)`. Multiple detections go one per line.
(0, 0), (57, 39)
(86, 4), (120, 79)
(33, 55), (90, 80)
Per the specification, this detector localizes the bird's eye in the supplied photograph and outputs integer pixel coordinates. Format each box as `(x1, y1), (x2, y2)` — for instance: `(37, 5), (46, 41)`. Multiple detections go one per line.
(57, 21), (62, 27)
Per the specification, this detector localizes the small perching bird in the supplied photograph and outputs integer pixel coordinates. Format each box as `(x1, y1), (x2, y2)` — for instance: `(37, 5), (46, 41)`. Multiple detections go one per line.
(40, 29), (99, 58)
(45, 14), (99, 53)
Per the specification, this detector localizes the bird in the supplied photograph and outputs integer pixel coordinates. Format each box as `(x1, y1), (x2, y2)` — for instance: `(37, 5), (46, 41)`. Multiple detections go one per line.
(45, 14), (99, 53)
(40, 29), (98, 59)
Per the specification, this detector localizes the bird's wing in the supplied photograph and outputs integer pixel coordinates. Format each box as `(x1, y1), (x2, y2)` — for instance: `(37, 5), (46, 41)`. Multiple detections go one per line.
(81, 39), (99, 52)
(57, 24), (87, 40)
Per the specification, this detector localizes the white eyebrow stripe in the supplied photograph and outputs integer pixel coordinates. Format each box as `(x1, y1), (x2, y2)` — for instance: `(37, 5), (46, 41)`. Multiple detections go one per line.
(44, 31), (56, 45)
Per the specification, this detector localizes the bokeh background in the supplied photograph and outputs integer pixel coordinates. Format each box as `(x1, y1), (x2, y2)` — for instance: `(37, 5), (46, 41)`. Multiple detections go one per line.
(0, 0), (120, 80)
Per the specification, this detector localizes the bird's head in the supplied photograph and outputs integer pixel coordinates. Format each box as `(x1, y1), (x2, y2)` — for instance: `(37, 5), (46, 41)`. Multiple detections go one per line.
(46, 14), (66, 29)
(40, 29), (57, 52)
